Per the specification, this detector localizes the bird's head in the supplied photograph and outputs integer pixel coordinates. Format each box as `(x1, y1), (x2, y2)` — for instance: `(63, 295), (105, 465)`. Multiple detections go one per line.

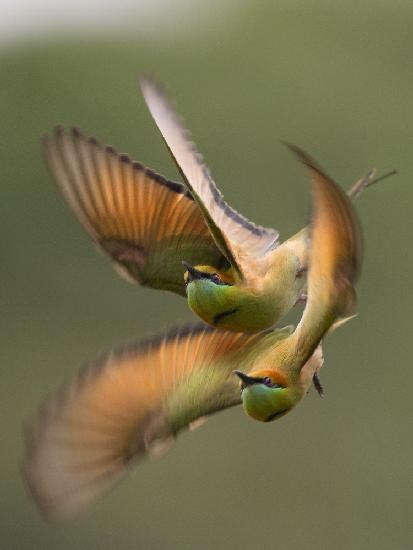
(183, 262), (235, 287)
(182, 261), (246, 328)
(233, 369), (300, 422)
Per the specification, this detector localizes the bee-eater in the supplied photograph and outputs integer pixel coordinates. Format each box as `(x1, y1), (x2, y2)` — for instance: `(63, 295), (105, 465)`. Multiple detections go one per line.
(42, 78), (389, 333)
(24, 148), (362, 521)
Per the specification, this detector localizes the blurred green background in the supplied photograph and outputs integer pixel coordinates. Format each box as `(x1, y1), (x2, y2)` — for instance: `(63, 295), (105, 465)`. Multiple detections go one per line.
(1, 1), (412, 548)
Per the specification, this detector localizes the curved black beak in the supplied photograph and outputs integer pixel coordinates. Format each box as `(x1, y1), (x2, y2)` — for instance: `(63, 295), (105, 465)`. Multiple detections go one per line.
(233, 370), (260, 387)
(182, 261), (207, 282)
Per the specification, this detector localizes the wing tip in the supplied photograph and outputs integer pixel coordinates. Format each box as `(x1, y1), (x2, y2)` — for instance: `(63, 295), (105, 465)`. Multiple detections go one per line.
(119, 152), (131, 164)
(43, 126), (85, 150)
(21, 323), (219, 521)
(282, 141), (326, 177)
(138, 73), (166, 98)
(21, 414), (64, 523)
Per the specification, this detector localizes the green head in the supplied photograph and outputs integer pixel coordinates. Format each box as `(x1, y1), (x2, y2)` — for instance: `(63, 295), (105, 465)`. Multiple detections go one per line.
(234, 369), (300, 422)
(183, 262), (240, 326)
(183, 262), (276, 332)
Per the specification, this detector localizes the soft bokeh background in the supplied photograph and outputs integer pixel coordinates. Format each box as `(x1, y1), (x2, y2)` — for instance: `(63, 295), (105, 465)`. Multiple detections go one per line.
(2, 1), (412, 548)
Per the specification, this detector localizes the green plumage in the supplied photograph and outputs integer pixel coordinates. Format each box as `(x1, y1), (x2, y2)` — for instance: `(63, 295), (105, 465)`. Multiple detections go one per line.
(24, 77), (376, 523)
(44, 82), (386, 334)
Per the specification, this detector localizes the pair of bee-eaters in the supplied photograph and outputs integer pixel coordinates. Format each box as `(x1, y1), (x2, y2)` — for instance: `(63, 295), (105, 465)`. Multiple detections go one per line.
(23, 78), (391, 521)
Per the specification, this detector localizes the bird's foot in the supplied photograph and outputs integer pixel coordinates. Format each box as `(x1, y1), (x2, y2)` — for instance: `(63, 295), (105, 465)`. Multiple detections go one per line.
(347, 168), (397, 201)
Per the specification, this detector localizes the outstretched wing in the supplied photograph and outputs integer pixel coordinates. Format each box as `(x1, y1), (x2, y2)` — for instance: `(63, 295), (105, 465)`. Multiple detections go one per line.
(23, 324), (293, 522)
(43, 128), (228, 296)
(139, 78), (279, 278)
(287, 145), (362, 366)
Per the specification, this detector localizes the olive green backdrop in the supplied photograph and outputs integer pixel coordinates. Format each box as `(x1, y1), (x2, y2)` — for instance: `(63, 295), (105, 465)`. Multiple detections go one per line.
(1, 1), (412, 549)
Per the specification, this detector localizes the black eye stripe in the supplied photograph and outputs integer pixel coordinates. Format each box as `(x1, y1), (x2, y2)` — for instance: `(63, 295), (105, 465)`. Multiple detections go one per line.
(188, 270), (231, 285)
(209, 273), (231, 286)
(241, 376), (283, 388)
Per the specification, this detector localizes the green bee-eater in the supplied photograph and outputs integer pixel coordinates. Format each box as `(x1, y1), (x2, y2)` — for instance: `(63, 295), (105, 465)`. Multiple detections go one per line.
(24, 148), (362, 521)
(42, 78), (387, 333)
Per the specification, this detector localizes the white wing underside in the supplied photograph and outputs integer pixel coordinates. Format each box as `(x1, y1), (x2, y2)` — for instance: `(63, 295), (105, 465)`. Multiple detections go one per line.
(140, 78), (279, 273)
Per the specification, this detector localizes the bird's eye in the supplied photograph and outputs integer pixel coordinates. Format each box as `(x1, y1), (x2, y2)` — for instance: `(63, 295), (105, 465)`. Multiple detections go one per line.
(263, 377), (274, 387)
(210, 273), (222, 285)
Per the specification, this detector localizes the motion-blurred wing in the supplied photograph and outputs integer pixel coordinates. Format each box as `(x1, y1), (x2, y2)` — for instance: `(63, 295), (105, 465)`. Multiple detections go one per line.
(139, 78), (279, 278)
(23, 324), (293, 522)
(288, 146), (362, 362)
(44, 128), (228, 296)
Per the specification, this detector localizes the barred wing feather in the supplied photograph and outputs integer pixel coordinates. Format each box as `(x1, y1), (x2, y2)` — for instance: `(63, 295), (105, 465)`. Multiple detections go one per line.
(23, 324), (293, 521)
(140, 78), (279, 277)
(44, 128), (227, 295)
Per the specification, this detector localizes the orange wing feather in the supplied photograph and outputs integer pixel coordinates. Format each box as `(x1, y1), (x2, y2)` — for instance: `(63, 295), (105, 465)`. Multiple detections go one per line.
(44, 128), (227, 295)
(285, 145), (362, 366)
(23, 324), (268, 521)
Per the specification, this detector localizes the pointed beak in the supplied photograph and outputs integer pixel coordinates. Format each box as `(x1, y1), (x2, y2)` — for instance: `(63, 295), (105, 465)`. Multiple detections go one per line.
(182, 261), (205, 282)
(233, 370), (259, 387)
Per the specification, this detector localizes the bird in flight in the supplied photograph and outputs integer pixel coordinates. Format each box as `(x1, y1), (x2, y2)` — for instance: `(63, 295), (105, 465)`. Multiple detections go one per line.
(24, 147), (362, 521)
(42, 78), (390, 333)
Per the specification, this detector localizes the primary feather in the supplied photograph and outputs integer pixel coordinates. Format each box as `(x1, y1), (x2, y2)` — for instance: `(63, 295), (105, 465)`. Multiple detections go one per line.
(139, 77), (279, 277)
(24, 140), (364, 521)
(44, 127), (227, 295)
(23, 324), (294, 521)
